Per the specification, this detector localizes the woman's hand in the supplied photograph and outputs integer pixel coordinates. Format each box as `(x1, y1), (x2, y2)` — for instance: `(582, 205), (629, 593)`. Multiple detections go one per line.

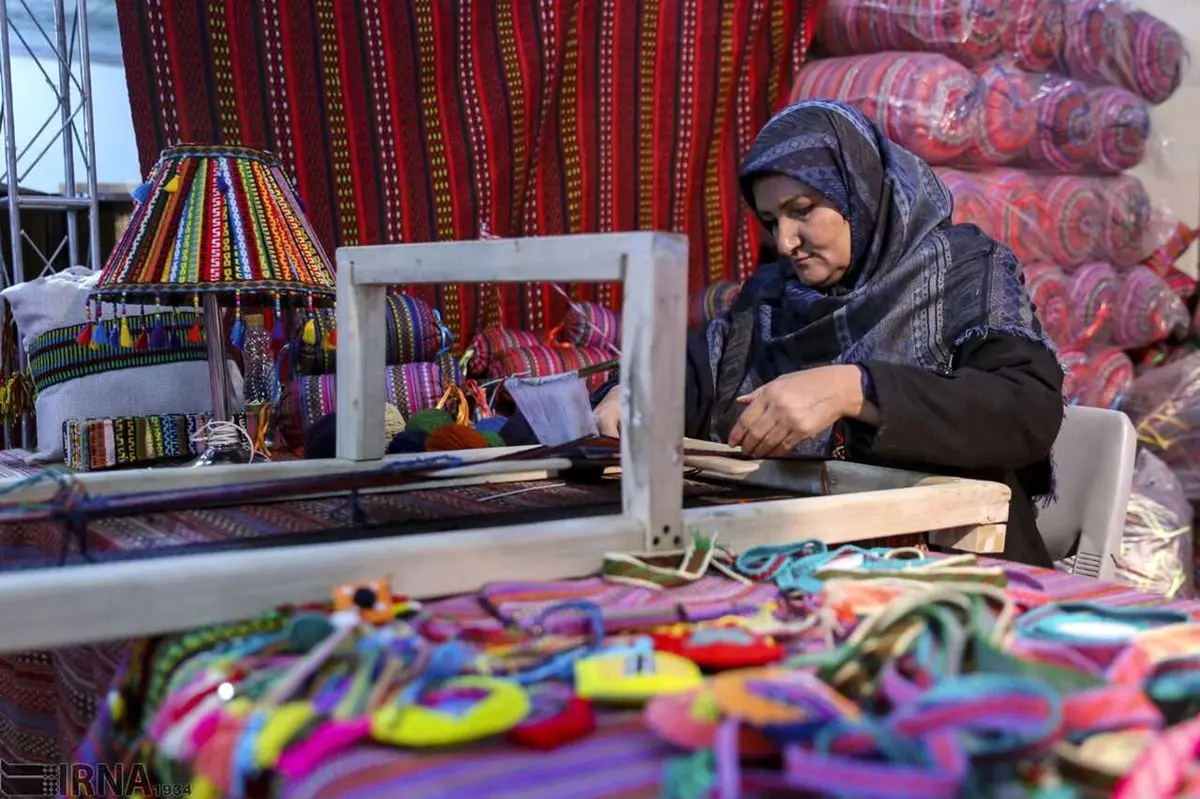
(594, 388), (621, 437)
(729, 364), (868, 458)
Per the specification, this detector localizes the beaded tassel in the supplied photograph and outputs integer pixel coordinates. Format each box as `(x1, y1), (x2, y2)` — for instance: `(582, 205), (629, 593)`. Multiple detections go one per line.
(75, 300), (94, 347)
(149, 298), (168, 349)
(230, 291), (246, 349)
(271, 293), (285, 345)
(187, 294), (203, 344)
(92, 305), (109, 348)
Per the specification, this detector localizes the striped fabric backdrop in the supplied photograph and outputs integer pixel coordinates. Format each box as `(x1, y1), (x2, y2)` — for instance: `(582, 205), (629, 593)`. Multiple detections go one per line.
(114, 0), (811, 347)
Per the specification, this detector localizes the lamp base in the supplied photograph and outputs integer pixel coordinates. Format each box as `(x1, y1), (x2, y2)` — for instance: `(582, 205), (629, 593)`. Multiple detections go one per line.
(188, 440), (257, 467)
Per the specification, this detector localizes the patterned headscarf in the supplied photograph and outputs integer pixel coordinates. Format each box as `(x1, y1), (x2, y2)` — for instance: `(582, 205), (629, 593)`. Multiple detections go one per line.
(709, 100), (1055, 456)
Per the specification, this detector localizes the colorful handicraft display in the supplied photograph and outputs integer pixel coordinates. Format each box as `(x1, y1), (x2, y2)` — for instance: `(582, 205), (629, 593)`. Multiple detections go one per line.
(82, 539), (1200, 798)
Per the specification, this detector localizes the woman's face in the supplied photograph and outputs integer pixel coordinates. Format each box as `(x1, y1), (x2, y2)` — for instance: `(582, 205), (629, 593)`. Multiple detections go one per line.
(752, 174), (852, 288)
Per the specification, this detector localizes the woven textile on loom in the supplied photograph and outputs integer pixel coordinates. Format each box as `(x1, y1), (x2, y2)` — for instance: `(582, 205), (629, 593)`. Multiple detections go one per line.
(114, 0), (808, 348)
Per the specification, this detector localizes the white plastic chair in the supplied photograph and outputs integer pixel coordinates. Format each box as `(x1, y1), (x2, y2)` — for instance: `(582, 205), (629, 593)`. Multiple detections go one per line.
(1037, 405), (1137, 581)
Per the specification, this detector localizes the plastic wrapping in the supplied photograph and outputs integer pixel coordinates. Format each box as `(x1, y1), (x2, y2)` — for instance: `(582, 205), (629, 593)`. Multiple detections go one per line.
(936, 167), (1153, 267)
(1058, 347), (1134, 408)
(817, 0), (1186, 105)
(1066, 261), (1118, 348)
(1122, 353), (1200, 501)
(1059, 348), (1092, 405)
(790, 53), (979, 164)
(1022, 262), (1071, 348)
(1112, 265), (1190, 350)
(1113, 449), (1195, 599)
(792, 55), (1154, 174)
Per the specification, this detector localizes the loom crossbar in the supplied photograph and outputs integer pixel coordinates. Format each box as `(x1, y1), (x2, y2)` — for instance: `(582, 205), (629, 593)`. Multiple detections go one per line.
(0, 232), (1009, 651)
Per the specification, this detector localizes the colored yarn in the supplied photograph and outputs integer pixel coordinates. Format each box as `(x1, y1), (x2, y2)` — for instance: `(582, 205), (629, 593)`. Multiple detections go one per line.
(406, 408), (455, 434)
(474, 415), (509, 434)
(1113, 266), (1190, 349)
(790, 52), (981, 165)
(384, 404), (406, 440)
(478, 430), (506, 448)
(386, 430), (429, 454)
(424, 424), (490, 452)
(1088, 347), (1134, 410)
(1067, 261), (1119, 348)
(817, 0), (1006, 66)
(1022, 263), (1071, 348)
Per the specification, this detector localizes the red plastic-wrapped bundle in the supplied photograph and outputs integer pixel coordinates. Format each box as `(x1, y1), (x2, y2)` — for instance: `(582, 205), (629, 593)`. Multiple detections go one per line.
(961, 63), (1040, 166)
(1112, 266), (1190, 349)
(1103, 174), (1153, 266)
(1063, 0), (1184, 105)
(817, 0), (1008, 66)
(1022, 263), (1071, 348)
(1090, 86), (1151, 173)
(1088, 347), (1135, 409)
(1059, 349), (1092, 406)
(790, 53), (980, 164)
(1003, 0), (1067, 71)
(1066, 262), (1119, 348)
(936, 168), (1000, 236)
(988, 169), (1047, 264)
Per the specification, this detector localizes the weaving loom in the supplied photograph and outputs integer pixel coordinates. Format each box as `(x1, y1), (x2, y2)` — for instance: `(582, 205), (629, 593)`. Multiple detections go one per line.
(0, 233), (1008, 654)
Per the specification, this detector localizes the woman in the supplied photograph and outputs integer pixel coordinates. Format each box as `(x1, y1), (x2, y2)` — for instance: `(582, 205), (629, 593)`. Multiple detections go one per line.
(521, 100), (1065, 566)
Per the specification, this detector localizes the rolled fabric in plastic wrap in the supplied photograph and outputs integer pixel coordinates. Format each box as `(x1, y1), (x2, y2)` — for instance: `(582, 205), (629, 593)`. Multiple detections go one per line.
(817, 0), (1007, 66)
(990, 169), (1047, 264)
(1122, 353), (1200, 501)
(789, 52), (980, 164)
(1103, 173), (1153, 266)
(1066, 261), (1119, 348)
(1113, 266), (1190, 350)
(1004, 0), (1067, 71)
(936, 168), (1001, 238)
(1044, 176), (1106, 265)
(962, 66), (1151, 174)
(1088, 346), (1135, 409)
(1059, 348), (1092, 405)
(1114, 449), (1194, 600)
(1063, 0), (1185, 105)
(1026, 75), (1096, 174)
(1021, 262), (1072, 348)
(1091, 86), (1151, 173)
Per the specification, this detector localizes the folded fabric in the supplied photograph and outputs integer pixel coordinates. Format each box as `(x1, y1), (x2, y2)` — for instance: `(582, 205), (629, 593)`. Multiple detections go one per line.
(1063, 1), (1184, 104)
(817, 0), (1007, 66)
(790, 52), (980, 164)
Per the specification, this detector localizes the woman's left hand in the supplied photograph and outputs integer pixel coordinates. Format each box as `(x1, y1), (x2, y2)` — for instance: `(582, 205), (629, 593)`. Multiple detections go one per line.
(728, 364), (864, 458)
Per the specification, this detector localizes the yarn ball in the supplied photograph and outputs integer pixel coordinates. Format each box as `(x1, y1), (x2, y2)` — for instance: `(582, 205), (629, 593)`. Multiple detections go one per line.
(479, 430), (506, 448)
(304, 413), (338, 459)
(384, 403), (407, 439)
(288, 613), (335, 652)
(425, 424), (490, 452)
(386, 430), (429, 454)
(406, 408), (455, 434)
(474, 415), (509, 434)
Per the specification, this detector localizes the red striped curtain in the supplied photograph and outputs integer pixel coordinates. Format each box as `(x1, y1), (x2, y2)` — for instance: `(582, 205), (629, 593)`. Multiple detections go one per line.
(115, 0), (807, 345)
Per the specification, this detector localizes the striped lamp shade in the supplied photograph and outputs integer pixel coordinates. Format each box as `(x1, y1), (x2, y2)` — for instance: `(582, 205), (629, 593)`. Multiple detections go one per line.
(91, 144), (335, 307)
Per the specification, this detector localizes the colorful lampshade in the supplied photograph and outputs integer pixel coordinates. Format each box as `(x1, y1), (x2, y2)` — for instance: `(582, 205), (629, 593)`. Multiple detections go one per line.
(88, 144), (334, 332)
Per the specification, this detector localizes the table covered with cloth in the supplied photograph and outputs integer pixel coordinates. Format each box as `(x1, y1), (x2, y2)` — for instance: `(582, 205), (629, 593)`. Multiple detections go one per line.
(68, 547), (1200, 799)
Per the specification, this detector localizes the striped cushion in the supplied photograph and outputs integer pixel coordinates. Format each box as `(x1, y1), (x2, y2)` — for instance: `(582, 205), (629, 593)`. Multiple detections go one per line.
(491, 344), (615, 392)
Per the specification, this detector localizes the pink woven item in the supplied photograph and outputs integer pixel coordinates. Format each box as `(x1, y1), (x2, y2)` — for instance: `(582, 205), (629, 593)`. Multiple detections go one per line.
(1066, 261), (1119, 348)
(1021, 262), (1071, 348)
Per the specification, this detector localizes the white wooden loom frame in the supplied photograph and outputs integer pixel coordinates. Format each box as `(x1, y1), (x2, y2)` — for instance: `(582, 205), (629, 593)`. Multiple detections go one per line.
(0, 232), (1008, 652)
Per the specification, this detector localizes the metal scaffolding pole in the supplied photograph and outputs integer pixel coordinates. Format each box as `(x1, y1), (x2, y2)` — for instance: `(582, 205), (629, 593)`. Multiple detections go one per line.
(0, 0), (100, 448)
(0, 0), (100, 286)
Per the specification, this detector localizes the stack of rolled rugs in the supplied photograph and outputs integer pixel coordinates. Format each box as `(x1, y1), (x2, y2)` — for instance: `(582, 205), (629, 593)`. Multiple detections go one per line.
(798, 0), (1191, 410)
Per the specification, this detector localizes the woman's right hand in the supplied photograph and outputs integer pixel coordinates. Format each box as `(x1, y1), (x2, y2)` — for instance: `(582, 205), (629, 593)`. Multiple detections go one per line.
(594, 389), (621, 437)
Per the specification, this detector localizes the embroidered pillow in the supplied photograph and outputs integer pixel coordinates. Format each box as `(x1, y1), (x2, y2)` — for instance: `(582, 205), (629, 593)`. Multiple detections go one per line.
(465, 326), (542, 377)
(296, 293), (448, 376)
(491, 344), (616, 392)
(1, 268), (223, 463)
(280, 352), (463, 444)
